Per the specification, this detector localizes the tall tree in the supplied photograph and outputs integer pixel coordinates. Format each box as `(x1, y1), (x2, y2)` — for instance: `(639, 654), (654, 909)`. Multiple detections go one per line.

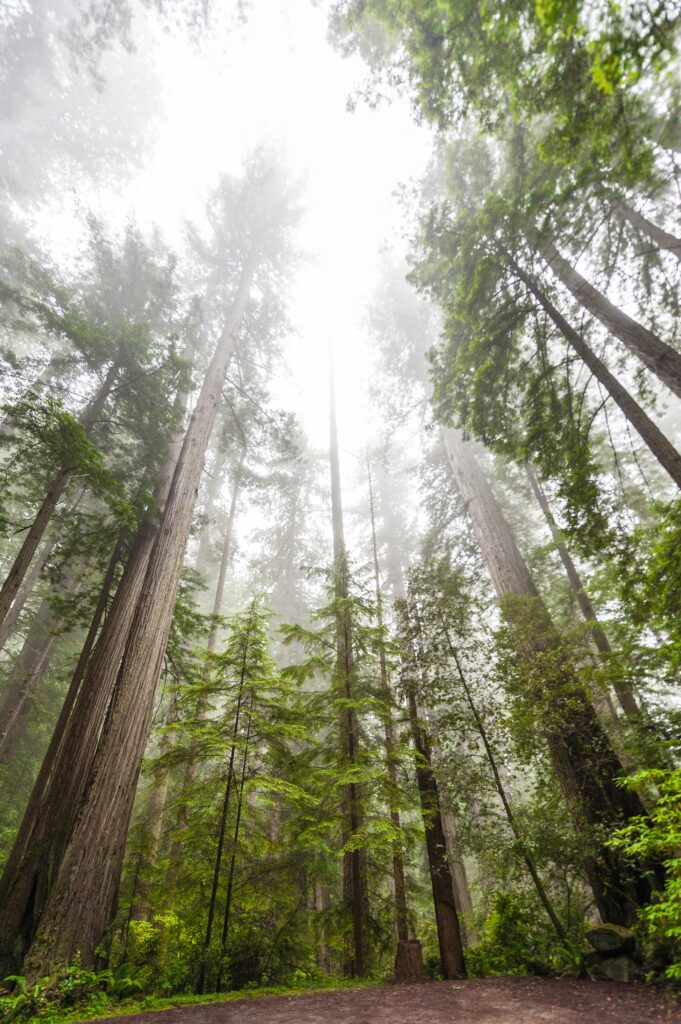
(367, 462), (410, 947)
(21, 153), (299, 975)
(441, 426), (658, 925)
(329, 358), (367, 978)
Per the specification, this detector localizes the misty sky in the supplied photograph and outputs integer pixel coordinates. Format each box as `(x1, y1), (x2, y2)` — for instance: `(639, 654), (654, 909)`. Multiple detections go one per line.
(32, 0), (433, 470)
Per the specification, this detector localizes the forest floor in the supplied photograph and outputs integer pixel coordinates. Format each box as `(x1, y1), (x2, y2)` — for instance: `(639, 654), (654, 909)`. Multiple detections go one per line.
(81, 977), (680, 1024)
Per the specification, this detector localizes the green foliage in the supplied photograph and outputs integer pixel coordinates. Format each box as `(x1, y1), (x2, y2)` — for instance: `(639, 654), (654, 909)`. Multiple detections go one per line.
(466, 893), (563, 976)
(0, 958), (142, 1024)
(610, 768), (681, 981)
(124, 915), (195, 994)
(0, 976), (49, 1023)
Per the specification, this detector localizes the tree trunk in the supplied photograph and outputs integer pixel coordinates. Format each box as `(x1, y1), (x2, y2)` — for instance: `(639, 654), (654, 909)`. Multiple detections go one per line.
(0, 632), (58, 762)
(0, 533), (122, 973)
(197, 610), (253, 994)
(542, 241), (681, 398)
(313, 881), (331, 974)
(368, 462), (410, 944)
(0, 363), (119, 632)
(437, 614), (567, 941)
(22, 256), (255, 976)
(217, 692), (254, 988)
(329, 359), (366, 979)
(403, 666), (466, 979)
(0, 555), (89, 760)
(525, 464), (641, 722)
(511, 260), (681, 490)
(194, 433), (229, 578)
(441, 427), (660, 926)
(0, 351), (192, 976)
(615, 201), (681, 263)
(0, 536), (56, 654)
(440, 808), (474, 944)
(172, 458), (243, 867)
(206, 456), (243, 655)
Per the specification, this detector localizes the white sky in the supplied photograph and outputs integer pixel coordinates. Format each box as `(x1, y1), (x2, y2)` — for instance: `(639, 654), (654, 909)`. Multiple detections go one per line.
(99, 0), (432, 471)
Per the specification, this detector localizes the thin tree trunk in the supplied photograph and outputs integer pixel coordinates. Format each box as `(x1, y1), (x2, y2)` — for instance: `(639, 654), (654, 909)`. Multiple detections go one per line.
(194, 434), (229, 578)
(0, 633), (58, 762)
(439, 808), (474, 944)
(402, 663), (466, 979)
(329, 360), (366, 979)
(438, 615), (567, 941)
(0, 553), (89, 760)
(511, 260), (681, 490)
(313, 882), (331, 973)
(377, 480), (466, 969)
(22, 255), (255, 976)
(425, 737), (475, 944)
(441, 427), (659, 926)
(172, 458), (243, 865)
(525, 464), (641, 722)
(0, 363), (119, 632)
(367, 462), (409, 944)
(615, 201), (681, 263)
(206, 456), (244, 655)
(217, 692), (254, 989)
(0, 536), (56, 654)
(542, 241), (681, 398)
(198, 619), (251, 994)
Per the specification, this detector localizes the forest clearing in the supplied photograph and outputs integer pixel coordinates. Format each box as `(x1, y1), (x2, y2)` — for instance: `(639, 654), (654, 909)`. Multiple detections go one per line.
(1, 0), (681, 1022)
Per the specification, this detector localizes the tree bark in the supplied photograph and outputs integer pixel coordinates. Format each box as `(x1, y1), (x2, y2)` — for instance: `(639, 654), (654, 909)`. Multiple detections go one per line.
(206, 456), (243, 655)
(542, 241), (681, 398)
(441, 427), (659, 926)
(440, 808), (474, 943)
(329, 358), (367, 979)
(22, 256), (255, 976)
(368, 462), (409, 944)
(194, 434), (229, 579)
(525, 464), (641, 722)
(0, 533), (122, 972)
(0, 554), (89, 760)
(0, 536), (56, 654)
(0, 631), (58, 762)
(197, 612), (252, 994)
(511, 260), (681, 490)
(0, 363), (119, 633)
(217, 691), (255, 988)
(403, 665), (466, 978)
(615, 201), (681, 263)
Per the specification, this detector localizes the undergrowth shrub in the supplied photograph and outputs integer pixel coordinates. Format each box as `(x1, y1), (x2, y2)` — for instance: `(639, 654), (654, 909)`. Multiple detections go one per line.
(465, 893), (557, 976)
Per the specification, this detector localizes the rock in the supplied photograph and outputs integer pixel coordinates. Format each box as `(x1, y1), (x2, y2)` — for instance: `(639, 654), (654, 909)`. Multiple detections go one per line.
(585, 923), (635, 956)
(394, 939), (427, 982)
(592, 955), (638, 983)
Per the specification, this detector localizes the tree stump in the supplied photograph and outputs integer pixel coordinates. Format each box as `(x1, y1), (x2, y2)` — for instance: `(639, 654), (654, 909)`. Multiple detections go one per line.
(394, 939), (427, 981)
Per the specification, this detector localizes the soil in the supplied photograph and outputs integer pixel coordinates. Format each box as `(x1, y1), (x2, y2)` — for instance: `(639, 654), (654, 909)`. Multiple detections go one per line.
(83, 977), (681, 1024)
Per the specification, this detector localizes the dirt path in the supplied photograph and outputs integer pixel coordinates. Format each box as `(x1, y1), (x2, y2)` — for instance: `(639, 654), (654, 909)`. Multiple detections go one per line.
(85, 977), (680, 1024)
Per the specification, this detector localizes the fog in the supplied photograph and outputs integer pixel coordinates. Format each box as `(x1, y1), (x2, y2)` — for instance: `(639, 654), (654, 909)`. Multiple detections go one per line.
(1, 0), (679, 1007)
